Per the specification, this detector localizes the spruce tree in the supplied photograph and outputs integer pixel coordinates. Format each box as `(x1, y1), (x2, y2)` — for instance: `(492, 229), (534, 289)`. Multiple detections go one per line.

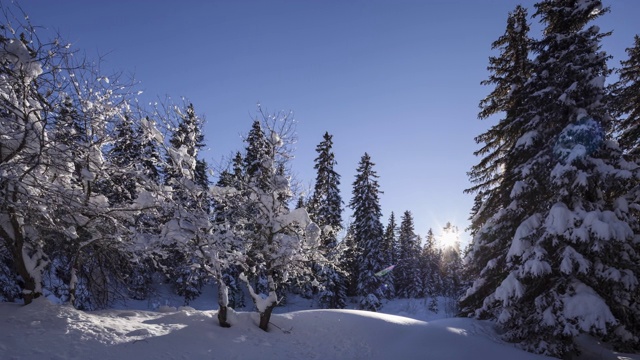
(466, 5), (532, 234)
(243, 120), (272, 192)
(439, 222), (462, 299)
(462, 1), (640, 356)
(612, 35), (640, 156)
(463, 7), (534, 311)
(308, 132), (347, 308)
(342, 224), (359, 297)
(379, 212), (398, 298)
(161, 103), (209, 304)
(138, 117), (162, 185)
(349, 153), (386, 311)
(419, 228), (442, 311)
(395, 211), (421, 298)
(105, 115), (141, 205)
(308, 132), (343, 249)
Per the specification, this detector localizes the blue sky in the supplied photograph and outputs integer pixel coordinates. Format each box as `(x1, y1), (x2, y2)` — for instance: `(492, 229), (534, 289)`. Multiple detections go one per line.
(19, 1), (640, 244)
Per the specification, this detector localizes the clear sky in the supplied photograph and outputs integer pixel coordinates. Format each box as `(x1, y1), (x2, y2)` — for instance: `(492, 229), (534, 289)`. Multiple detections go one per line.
(18, 0), (640, 244)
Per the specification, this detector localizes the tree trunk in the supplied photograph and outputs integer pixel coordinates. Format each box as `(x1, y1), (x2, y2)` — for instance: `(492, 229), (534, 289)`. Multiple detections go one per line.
(69, 265), (78, 307)
(258, 303), (276, 331)
(1, 218), (39, 305)
(217, 306), (231, 327)
(217, 279), (231, 327)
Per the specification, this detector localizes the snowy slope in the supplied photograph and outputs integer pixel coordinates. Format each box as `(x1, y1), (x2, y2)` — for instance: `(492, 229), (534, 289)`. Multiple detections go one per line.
(2, 297), (553, 360)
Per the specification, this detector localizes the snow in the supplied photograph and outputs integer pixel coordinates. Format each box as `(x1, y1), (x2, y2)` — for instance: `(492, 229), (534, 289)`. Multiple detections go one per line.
(515, 130), (537, 149)
(494, 272), (525, 306)
(1, 287), (638, 360)
(562, 281), (616, 334)
(507, 214), (541, 259)
(544, 202), (572, 236)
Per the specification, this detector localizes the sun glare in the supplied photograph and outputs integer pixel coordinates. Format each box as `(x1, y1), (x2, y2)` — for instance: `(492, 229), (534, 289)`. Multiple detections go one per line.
(439, 231), (459, 249)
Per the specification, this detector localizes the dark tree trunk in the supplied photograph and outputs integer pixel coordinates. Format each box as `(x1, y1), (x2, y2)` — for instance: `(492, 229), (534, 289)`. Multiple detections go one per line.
(217, 279), (231, 327)
(258, 303), (276, 331)
(1, 216), (39, 305)
(217, 305), (231, 328)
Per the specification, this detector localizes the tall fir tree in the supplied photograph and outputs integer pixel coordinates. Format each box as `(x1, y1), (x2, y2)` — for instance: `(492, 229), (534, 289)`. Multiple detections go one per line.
(612, 35), (640, 156)
(138, 117), (162, 185)
(462, 1), (640, 356)
(342, 224), (359, 297)
(394, 211), (421, 298)
(419, 228), (442, 311)
(104, 115), (141, 205)
(308, 132), (343, 249)
(439, 222), (463, 299)
(466, 4), (533, 247)
(308, 132), (347, 308)
(463, 6), (534, 304)
(379, 212), (398, 298)
(349, 153), (386, 311)
(243, 120), (272, 192)
(161, 103), (209, 304)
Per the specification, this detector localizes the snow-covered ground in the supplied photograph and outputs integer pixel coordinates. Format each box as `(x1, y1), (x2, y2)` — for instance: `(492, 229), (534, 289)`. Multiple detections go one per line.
(1, 285), (638, 360)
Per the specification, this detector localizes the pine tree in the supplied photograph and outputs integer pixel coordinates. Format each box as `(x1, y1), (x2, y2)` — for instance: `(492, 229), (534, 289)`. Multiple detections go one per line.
(466, 4), (533, 245)
(379, 212), (398, 298)
(349, 153), (386, 311)
(308, 132), (343, 249)
(466, 5), (532, 234)
(463, 7), (534, 312)
(105, 115), (141, 205)
(394, 211), (421, 298)
(138, 117), (162, 185)
(243, 120), (272, 192)
(308, 132), (347, 308)
(439, 222), (462, 299)
(161, 103), (209, 304)
(612, 35), (640, 156)
(419, 228), (442, 311)
(462, 1), (640, 356)
(382, 212), (398, 266)
(342, 224), (359, 297)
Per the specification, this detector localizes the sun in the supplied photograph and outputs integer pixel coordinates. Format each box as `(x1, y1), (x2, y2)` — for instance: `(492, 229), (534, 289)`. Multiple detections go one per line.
(438, 230), (459, 249)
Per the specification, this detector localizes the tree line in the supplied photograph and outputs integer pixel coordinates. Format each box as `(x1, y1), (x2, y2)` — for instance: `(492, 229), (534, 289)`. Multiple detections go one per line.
(0, 4), (462, 333)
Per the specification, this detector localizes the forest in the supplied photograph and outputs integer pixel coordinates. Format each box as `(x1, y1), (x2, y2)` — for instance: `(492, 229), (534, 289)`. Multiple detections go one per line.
(0, 1), (639, 358)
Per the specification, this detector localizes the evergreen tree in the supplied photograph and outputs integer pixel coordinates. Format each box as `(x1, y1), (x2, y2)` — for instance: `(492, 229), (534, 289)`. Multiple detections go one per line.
(419, 228), (442, 311)
(138, 117), (162, 185)
(243, 120), (272, 192)
(462, 1), (640, 356)
(161, 103), (209, 304)
(379, 212), (398, 298)
(308, 132), (347, 308)
(342, 224), (359, 297)
(466, 4), (533, 238)
(349, 153), (386, 311)
(382, 212), (398, 266)
(612, 35), (640, 156)
(394, 211), (421, 298)
(308, 132), (343, 249)
(439, 222), (463, 299)
(461, 3), (535, 321)
(463, 7), (534, 310)
(105, 115), (141, 205)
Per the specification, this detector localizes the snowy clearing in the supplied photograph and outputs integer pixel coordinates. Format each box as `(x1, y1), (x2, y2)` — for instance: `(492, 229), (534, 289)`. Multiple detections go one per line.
(1, 294), (638, 360)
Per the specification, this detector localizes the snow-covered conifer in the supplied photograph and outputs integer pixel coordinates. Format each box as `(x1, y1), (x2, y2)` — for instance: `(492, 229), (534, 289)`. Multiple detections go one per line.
(349, 153), (386, 311)
(612, 35), (640, 156)
(395, 211), (421, 298)
(462, 1), (640, 356)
